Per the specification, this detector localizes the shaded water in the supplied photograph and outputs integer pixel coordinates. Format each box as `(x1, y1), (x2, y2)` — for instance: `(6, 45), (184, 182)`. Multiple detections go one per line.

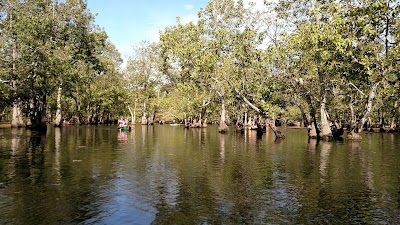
(0, 125), (399, 224)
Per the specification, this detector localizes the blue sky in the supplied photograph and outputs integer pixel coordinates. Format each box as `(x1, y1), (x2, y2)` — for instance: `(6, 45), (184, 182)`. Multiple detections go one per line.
(87, 0), (208, 60)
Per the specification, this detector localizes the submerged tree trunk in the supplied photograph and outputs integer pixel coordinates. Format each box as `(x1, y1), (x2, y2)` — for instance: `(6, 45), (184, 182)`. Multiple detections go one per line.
(229, 81), (285, 139)
(305, 90), (319, 139)
(295, 78), (318, 138)
(10, 12), (23, 128)
(349, 96), (356, 130)
(320, 100), (332, 140)
(132, 99), (137, 124)
(11, 100), (23, 128)
(348, 81), (381, 140)
(148, 109), (155, 125)
(202, 118), (208, 128)
(141, 102), (147, 125)
(379, 111), (385, 132)
(318, 64), (332, 141)
(86, 104), (92, 125)
(29, 100), (47, 131)
(73, 93), (81, 125)
(218, 100), (228, 133)
(53, 85), (62, 127)
(390, 101), (397, 131)
(128, 105), (135, 125)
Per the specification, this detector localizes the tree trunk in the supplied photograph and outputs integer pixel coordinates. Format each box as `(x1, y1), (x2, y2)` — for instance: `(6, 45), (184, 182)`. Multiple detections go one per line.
(320, 101), (332, 140)
(308, 122), (318, 139)
(148, 109), (155, 125)
(27, 100), (36, 128)
(201, 99), (208, 121)
(128, 105), (134, 125)
(11, 100), (23, 128)
(10, 11), (23, 128)
(355, 81), (380, 133)
(318, 63), (332, 141)
(295, 78), (318, 138)
(244, 111), (248, 126)
(293, 93), (309, 127)
(133, 100), (137, 124)
(53, 85), (62, 127)
(86, 104), (92, 125)
(229, 81), (285, 138)
(348, 81), (381, 140)
(74, 94), (81, 125)
(141, 102), (147, 125)
(30, 100), (47, 132)
(202, 118), (208, 128)
(218, 100), (228, 133)
(379, 111), (385, 132)
(305, 92), (318, 139)
(390, 100), (396, 130)
(349, 97), (355, 130)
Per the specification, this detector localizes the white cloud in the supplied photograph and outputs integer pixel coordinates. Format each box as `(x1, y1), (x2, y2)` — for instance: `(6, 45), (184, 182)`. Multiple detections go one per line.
(180, 13), (198, 24)
(184, 4), (194, 10)
(146, 28), (162, 43)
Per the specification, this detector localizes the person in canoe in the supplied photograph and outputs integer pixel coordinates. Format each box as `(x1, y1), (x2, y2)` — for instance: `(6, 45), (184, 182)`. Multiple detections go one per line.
(118, 118), (125, 128)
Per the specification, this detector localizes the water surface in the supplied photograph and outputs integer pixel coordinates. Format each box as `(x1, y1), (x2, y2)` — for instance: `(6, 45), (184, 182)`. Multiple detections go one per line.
(0, 125), (399, 224)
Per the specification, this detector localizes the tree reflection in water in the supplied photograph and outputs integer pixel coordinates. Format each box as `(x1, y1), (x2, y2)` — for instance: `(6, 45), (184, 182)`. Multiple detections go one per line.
(0, 126), (399, 224)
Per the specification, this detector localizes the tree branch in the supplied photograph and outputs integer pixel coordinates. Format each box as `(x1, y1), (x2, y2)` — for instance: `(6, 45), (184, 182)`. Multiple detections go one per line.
(348, 82), (366, 97)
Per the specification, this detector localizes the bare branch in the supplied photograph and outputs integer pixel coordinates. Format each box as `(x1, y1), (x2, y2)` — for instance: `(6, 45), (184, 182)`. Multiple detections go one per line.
(348, 82), (366, 97)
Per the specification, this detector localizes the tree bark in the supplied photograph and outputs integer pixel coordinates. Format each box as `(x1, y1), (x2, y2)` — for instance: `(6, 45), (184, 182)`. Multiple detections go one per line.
(379, 111), (385, 132)
(141, 102), (147, 125)
(318, 61), (332, 141)
(11, 99), (23, 128)
(10, 8), (23, 128)
(304, 91), (318, 138)
(218, 99), (228, 133)
(128, 105), (135, 125)
(53, 85), (62, 127)
(348, 81), (381, 140)
(148, 109), (155, 125)
(73, 93), (81, 125)
(390, 100), (398, 131)
(356, 81), (380, 133)
(292, 93), (309, 127)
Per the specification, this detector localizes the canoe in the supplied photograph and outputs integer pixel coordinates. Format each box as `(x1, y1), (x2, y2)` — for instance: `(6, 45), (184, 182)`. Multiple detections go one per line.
(118, 126), (130, 131)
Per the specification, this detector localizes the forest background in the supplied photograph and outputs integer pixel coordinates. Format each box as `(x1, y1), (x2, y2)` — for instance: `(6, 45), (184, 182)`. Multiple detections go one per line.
(0, 0), (399, 140)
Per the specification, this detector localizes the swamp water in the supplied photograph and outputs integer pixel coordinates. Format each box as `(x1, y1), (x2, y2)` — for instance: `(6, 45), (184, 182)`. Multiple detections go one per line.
(0, 125), (399, 224)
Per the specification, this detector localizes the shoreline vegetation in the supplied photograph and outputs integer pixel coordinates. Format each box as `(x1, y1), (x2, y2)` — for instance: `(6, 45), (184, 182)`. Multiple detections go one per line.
(0, 0), (399, 141)
(1, 122), (397, 135)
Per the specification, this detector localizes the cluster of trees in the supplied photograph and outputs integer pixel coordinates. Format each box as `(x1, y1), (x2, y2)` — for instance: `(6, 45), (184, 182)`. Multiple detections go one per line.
(129, 0), (400, 140)
(1, 0), (399, 140)
(0, 0), (126, 130)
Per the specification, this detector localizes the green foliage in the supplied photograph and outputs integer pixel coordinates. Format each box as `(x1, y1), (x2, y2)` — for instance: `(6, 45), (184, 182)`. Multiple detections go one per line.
(1, 0), (399, 129)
